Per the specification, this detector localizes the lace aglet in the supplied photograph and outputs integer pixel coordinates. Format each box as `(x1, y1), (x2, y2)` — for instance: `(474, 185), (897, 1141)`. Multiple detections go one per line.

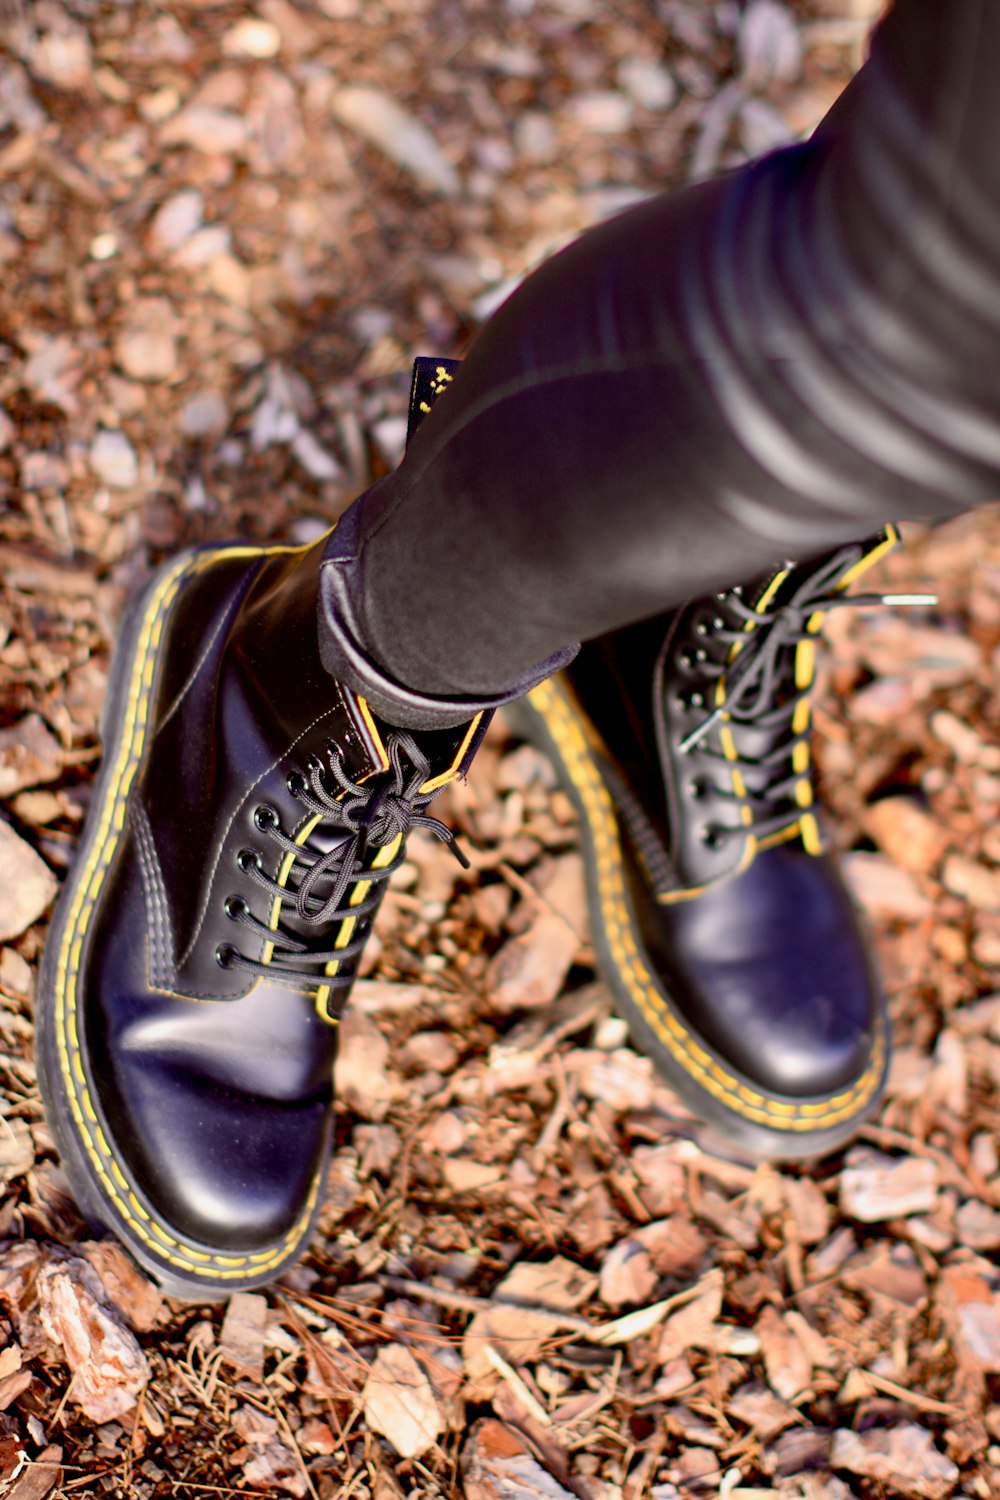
(679, 707), (724, 755)
(879, 592), (938, 607)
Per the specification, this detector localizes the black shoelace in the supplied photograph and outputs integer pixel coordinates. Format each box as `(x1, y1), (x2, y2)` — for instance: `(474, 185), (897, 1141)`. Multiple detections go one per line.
(217, 731), (468, 997)
(676, 545), (935, 846)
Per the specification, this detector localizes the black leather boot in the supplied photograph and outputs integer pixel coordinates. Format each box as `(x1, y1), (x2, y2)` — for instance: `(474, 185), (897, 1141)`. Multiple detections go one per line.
(514, 528), (925, 1160)
(37, 535), (488, 1298)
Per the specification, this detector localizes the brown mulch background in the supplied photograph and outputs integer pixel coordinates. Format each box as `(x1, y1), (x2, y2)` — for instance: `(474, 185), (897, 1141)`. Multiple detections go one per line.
(2, 1), (1000, 1496)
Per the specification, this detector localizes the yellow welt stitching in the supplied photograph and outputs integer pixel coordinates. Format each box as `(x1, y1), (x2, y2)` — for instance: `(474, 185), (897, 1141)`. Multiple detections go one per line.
(527, 677), (883, 1131)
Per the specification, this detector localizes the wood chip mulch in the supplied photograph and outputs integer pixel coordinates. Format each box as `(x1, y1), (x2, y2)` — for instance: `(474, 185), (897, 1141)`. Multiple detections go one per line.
(1, 2), (999, 1497)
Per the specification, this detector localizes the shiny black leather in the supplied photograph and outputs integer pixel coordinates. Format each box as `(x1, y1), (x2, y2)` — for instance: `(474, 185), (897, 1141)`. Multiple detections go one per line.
(561, 544), (883, 1117)
(38, 538), (487, 1293)
(327, 1), (1000, 708)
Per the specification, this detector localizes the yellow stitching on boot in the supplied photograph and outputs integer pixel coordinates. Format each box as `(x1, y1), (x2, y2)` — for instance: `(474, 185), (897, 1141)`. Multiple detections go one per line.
(55, 546), (328, 1279)
(528, 676), (884, 1132)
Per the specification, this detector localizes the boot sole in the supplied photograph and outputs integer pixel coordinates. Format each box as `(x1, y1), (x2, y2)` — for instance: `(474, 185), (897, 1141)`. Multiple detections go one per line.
(506, 678), (888, 1163)
(36, 544), (332, 1301)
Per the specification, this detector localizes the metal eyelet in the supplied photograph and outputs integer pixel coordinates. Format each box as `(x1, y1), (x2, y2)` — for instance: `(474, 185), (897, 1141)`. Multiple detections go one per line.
(237, 848), (260, 873)
(712, 616), (725, 630)
(224, 895), (246, 920)
(694, 620), (709, 636)
(689, 692), (703, 709)
(286, 771), (306, 798)
(700, 826), (722, 849)
(689, 779), (706, 800)
(695, 647), (708, 662)
(254, 804), (277, 831)
(215, 944), (235, 969)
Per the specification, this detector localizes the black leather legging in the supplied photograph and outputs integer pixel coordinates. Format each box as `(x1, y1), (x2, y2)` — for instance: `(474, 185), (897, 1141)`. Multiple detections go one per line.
(320, 0), (1000, 723)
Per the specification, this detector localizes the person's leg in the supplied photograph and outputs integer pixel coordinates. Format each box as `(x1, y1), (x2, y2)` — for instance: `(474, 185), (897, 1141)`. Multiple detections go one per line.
(322, 0), (1000, 718)
(321, 0), (1000, 1158)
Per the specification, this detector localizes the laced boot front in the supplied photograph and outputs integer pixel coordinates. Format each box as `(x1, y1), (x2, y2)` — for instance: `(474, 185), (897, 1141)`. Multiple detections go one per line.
(37, 534), (487, 1299)
(516, 527), (931, 1159)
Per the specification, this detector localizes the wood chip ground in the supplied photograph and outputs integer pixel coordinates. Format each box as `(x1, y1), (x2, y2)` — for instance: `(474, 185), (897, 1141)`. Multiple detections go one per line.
(2, 1), (999, 1496)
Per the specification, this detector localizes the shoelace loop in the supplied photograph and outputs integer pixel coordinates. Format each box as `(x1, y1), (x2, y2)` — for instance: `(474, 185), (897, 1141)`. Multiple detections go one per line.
(675, 545), (935, 843)
(217, 730), (468, 996)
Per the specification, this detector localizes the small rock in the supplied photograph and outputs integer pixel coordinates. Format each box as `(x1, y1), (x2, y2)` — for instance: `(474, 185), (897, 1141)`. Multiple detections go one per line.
(149, 189), (203, 252)
(564, 91), (633, 134)
(22, 335), (81, 414)
(739, 0), (802, 88)
(160, 105), (248, 155)
(840, 1148), (939, 1222)
(0, 715), (63, 798)
(332, 86), (459, 196)
(830, 1425), (959, 1500)
(0, 821), (57, 942)
(179, 390), (228, 438)
(291, 428), (343, 481)
(115, 299), (178, 382)
(862, 797), (949, 876)
(222, 18), (281, 57)
(842, 852), (932, 921)
(942, 854), (1000, 913)
(219, 1292), (267, 1382)
(397, 1030), (459, 1074)
(20, 452), (69, 491)
(931, 709), (1000, 768)
(31, 27), (92, 90)
(363, 1343), (444, 1460)
(89, 429), (138, 489)
(616, 58), (676, 112)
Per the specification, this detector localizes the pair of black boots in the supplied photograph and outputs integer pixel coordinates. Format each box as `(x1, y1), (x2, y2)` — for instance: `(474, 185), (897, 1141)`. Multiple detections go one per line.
(37, 381), (898, 1299)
